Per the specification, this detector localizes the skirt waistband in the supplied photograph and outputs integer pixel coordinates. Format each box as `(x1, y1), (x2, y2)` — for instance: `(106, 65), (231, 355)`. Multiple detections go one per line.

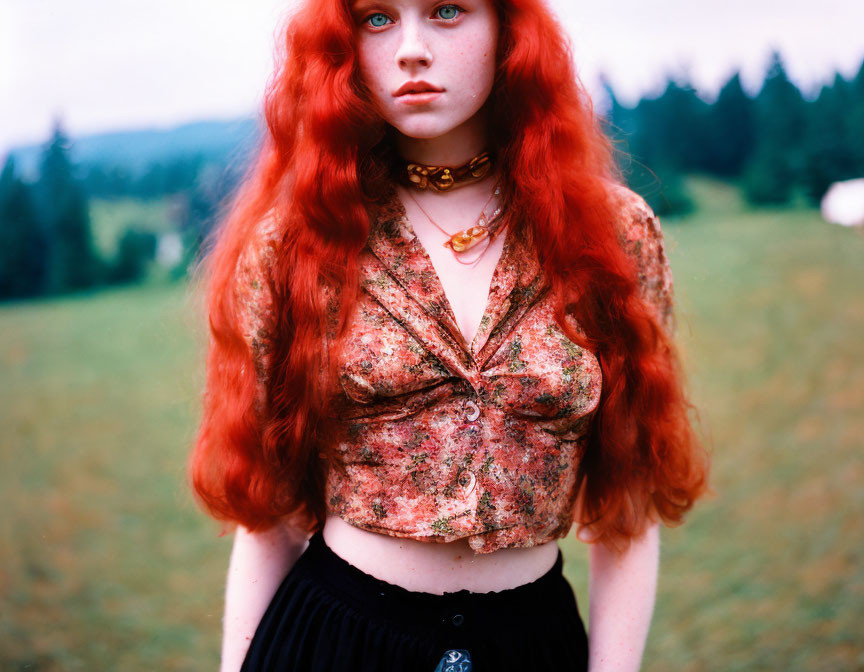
(294, 530), (569, 634)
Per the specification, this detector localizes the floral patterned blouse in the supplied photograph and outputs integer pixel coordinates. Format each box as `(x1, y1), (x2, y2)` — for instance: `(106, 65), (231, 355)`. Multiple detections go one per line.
(234, 182), (675, 554)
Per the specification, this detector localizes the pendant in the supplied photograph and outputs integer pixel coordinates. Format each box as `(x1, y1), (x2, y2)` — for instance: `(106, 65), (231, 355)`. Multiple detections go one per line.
(433, 649), (472, 672)
(444, 224), (489, 253)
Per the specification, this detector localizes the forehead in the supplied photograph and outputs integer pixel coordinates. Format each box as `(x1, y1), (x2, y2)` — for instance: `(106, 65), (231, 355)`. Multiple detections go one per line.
(350, 0), (483, 10)
(351, 0), (401, 9)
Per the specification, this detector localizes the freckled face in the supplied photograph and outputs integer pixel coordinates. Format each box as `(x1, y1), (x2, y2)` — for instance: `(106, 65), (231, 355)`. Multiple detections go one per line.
(351, 0), (499, 140)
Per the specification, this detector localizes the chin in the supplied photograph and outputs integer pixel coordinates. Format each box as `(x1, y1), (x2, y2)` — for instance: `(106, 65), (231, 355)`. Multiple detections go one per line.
(389, 118), (464, 141)
(387, 104), (481, 137)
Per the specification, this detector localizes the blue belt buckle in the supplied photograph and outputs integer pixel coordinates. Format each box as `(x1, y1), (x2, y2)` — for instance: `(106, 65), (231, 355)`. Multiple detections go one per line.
(434, 648), (472, 672)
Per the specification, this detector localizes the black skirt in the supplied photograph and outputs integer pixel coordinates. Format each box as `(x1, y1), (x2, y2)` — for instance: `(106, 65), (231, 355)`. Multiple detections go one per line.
(241, 530), (588, 671)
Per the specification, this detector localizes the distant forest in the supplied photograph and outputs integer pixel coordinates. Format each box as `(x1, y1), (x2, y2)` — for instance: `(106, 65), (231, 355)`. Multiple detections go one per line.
(1, 51), (863, 301)
(606, 51), (864, 216)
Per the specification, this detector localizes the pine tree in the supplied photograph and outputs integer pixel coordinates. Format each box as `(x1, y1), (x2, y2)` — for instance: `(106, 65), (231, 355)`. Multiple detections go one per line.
(0, 156), (49, 299)
(800, 74), (860, 203)
(849, 58), (864, 176)
(630, 78), (710, 174)
(599, 74), (638, 147)
(35, 120), (101, 293)
(600, 75), (697, 215)
(704, 72), (756, 177)
(743, 52), (807, 204)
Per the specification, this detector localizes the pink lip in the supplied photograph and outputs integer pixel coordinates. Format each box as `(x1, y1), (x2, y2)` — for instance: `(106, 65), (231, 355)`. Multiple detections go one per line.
(396, 91), (443, 106)
(393, 80), (444, 97)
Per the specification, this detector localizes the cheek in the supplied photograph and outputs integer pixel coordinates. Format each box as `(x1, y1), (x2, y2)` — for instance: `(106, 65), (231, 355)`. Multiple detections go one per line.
(457, 35), (497, 93)
(357, 41), (390, 95)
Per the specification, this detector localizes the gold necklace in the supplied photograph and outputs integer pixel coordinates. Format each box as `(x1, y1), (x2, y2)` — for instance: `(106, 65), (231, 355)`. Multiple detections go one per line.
(401, 150), (493, 192)
(405, 182), (506, 266)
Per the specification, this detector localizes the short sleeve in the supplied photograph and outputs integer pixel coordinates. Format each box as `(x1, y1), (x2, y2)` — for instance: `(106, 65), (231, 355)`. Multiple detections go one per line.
(610, 185), (677, 339)
(233, 215), (280, 409)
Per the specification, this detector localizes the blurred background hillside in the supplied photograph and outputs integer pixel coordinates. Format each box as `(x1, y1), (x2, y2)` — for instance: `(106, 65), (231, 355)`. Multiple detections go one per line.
(1, 1), (863, 670)
(3, 51), (863, 301)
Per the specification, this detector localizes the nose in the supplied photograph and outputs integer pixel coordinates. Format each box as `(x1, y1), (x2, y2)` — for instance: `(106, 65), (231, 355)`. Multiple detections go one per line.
(394, 18), (432, 69)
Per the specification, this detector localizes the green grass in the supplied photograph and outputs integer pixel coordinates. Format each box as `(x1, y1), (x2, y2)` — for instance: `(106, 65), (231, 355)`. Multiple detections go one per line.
(2, 178), (863, 670)
(568, 177), (863, 671)
(0, 282), (218, 671)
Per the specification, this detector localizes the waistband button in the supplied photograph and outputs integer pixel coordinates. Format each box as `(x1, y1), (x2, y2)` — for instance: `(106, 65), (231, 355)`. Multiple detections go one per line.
(434, 649), (472, 672)
(464, 400), (480, 422)
(451, 613), (465, 626)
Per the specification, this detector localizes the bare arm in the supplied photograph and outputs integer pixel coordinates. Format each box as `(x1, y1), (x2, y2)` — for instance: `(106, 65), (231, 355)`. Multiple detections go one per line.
(220, 522), (310, 672)
(586, 520), (660, 672)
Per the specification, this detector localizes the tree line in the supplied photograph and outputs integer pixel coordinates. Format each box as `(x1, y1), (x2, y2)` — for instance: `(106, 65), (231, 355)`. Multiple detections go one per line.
(0, 124), (242, 301)
(606, 51), (864, 215)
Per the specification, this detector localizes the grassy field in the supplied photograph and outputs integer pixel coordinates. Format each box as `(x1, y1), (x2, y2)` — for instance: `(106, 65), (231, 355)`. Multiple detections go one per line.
(89, 197), (179, 259)
(1, 179), (862, 670)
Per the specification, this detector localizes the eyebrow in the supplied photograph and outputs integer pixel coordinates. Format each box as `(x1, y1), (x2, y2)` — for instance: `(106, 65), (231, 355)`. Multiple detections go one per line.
(350, 0), (399, 14)
(349, 1), (371, 17)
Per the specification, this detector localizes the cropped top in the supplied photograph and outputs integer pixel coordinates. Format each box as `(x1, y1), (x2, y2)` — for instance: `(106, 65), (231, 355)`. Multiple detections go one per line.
(234, 183), (676, 554)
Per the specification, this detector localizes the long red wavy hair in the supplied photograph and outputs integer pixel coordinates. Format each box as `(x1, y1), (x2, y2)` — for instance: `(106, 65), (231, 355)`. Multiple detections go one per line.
(188, 0), (710, 554)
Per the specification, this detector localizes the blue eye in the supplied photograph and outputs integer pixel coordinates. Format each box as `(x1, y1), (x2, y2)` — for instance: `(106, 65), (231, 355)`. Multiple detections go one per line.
(366, 12), (392, 28)
(435, 5), (463, 20)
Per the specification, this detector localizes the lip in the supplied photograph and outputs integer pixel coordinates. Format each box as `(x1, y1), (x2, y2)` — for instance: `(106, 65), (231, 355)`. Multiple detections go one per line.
(396, 91), (443, 106)
(393, 80), (444, 97)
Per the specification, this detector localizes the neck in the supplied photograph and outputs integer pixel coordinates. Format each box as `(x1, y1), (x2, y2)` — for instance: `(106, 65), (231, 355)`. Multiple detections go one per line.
(395, 109), (490, 167)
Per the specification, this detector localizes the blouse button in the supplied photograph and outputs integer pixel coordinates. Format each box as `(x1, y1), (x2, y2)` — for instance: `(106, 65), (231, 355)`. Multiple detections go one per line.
(458, 470), (477, 494)
(464, 400), (480, 422)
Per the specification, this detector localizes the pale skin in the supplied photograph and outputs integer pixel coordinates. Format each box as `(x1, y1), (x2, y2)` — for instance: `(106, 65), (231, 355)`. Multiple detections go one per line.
(220, 1), (659, 670)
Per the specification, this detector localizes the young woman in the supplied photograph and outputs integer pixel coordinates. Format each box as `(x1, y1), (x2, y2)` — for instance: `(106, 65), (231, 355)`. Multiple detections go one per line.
(188, 0), (711, 670)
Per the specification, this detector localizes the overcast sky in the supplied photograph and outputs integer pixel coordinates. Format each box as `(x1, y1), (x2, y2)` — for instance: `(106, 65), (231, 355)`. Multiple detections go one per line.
(2, 0), (863, 156)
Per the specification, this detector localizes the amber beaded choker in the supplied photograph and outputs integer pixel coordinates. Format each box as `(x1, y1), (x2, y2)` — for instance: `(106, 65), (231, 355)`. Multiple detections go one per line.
(400, 150), (493, 192)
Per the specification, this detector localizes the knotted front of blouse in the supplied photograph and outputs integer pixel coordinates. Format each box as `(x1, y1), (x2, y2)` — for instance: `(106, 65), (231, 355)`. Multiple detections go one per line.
(234, 182), (676, 553)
